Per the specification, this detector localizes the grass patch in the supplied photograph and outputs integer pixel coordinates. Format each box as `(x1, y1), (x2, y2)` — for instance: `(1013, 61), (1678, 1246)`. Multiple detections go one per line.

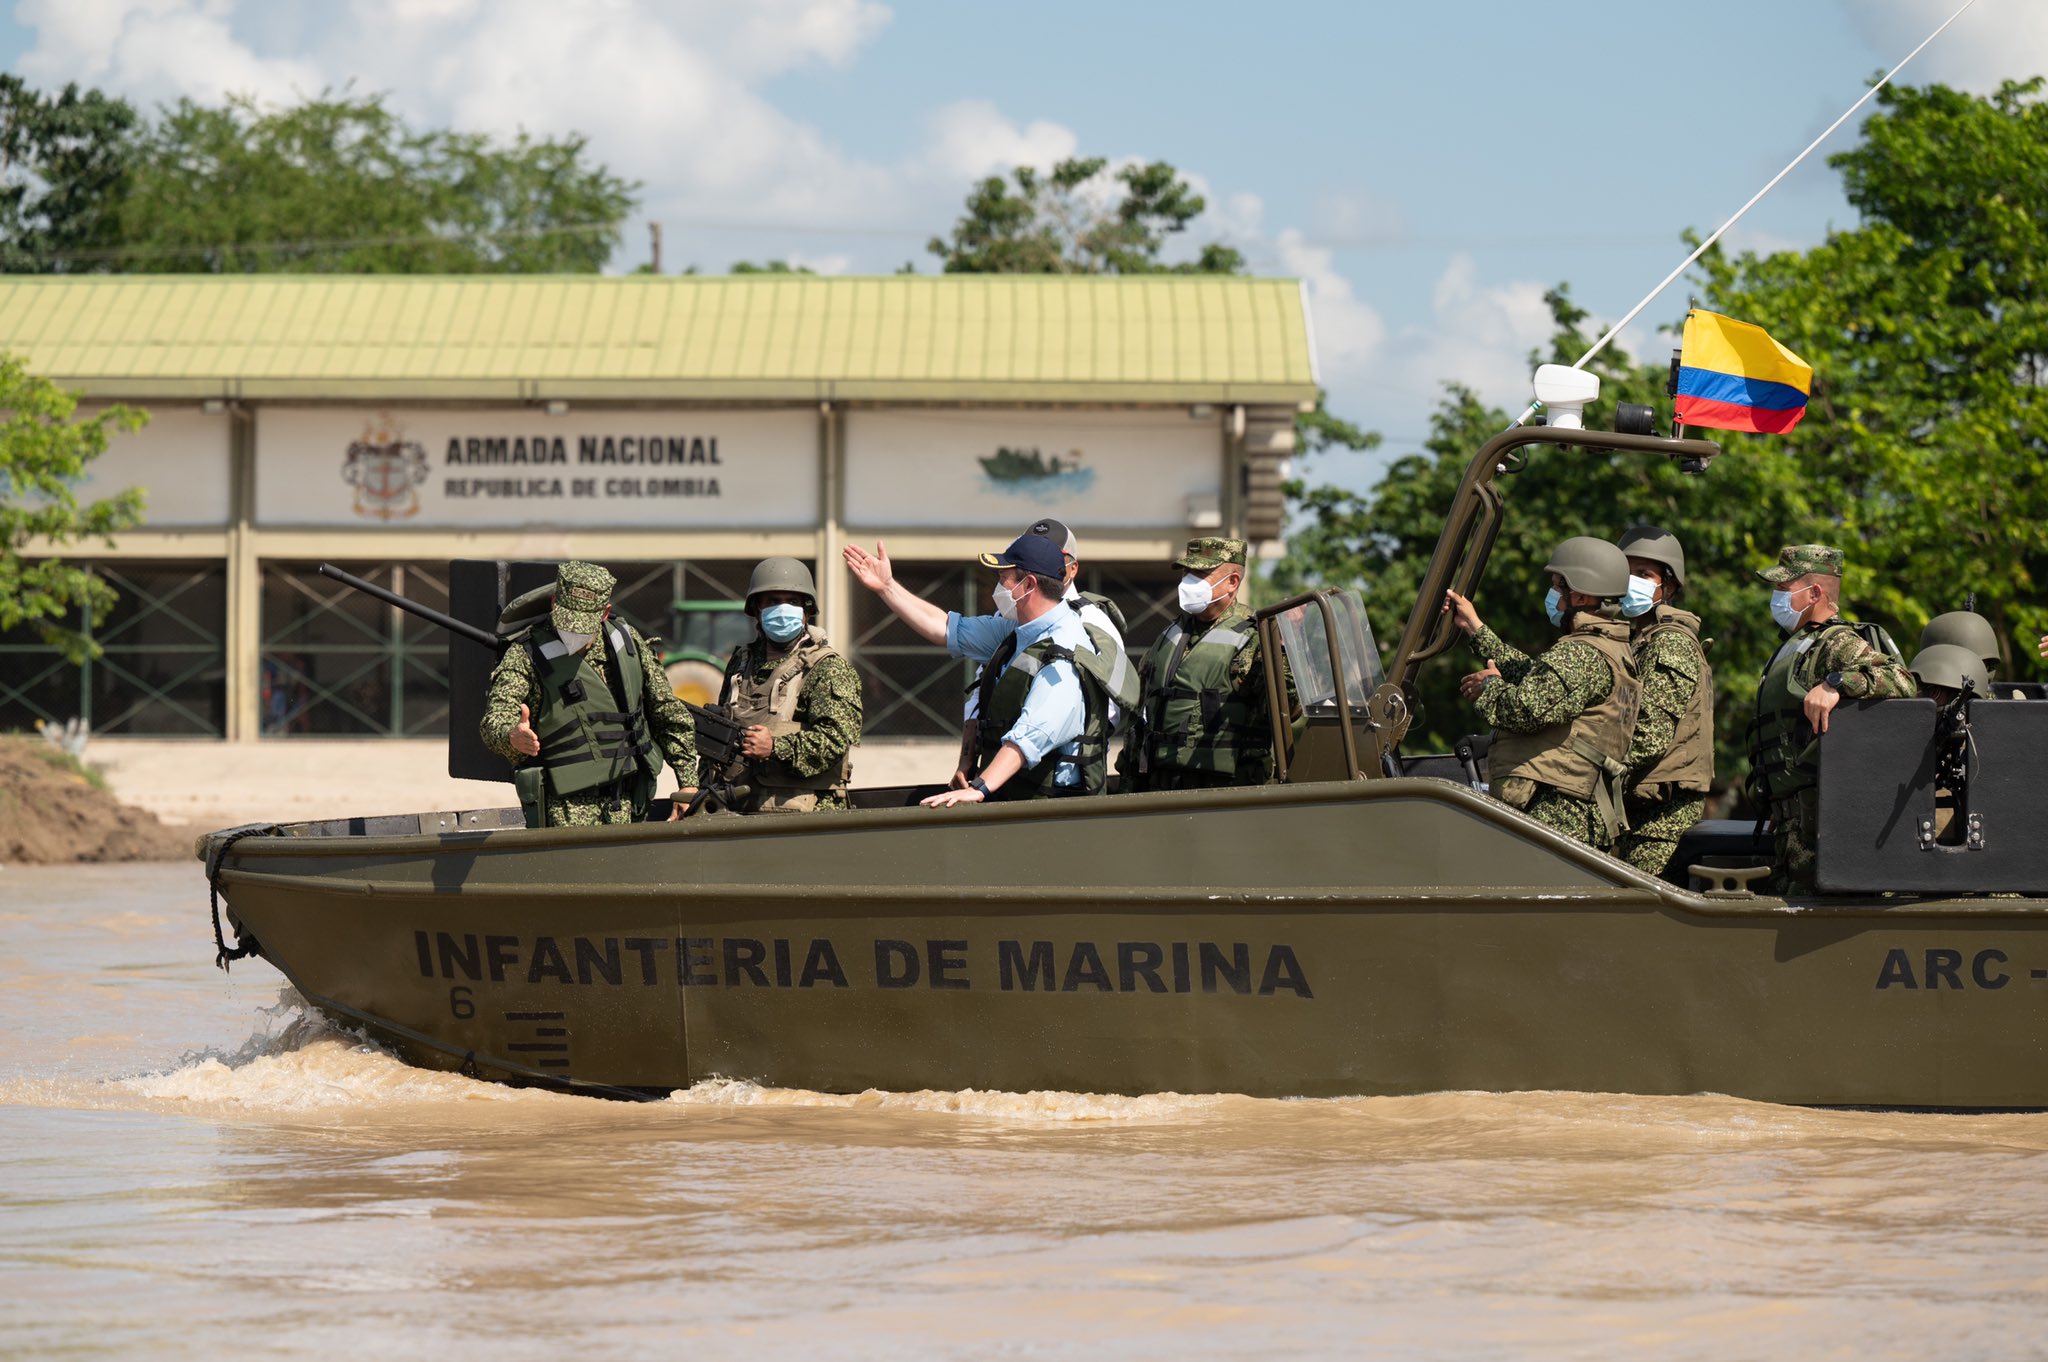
(5, 732), (110, 792)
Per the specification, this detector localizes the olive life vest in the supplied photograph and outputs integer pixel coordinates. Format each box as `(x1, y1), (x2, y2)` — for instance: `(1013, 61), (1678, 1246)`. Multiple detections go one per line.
(1487, 616), (1642, 836)
(971, 620), (1111, 799)
(718, 627), (854, 812)
(1748, 619), (1856, 805)
(524, 621), (660, 797)
(1629, 605), (1715, 798)
(1135, 604), (1270, 784)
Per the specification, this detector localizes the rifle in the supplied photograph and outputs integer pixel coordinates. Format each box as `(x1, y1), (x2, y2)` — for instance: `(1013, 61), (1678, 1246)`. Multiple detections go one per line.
(313, 563), (745, 819)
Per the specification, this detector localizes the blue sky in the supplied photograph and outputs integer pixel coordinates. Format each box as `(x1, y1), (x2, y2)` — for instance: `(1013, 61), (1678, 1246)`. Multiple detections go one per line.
(4, 0), (2041, 488)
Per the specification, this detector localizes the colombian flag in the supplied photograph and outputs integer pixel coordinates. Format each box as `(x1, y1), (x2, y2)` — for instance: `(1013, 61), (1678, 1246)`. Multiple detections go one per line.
(1674, 310), (1812, 435)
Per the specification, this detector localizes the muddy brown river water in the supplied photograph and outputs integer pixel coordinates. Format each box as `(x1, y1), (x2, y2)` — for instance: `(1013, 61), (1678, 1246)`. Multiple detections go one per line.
(5, 862), (2047, 1359)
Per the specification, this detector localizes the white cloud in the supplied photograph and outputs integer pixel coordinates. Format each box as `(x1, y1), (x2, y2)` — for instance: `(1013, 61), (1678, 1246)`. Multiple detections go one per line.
(1843, 0), (2048, 94)
(1275, 227), (1387, 382)
(922, 99), (1080, 183)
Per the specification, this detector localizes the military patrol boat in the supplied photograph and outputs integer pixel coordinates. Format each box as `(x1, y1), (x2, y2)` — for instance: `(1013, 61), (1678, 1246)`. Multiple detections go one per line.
(198, 381), (2048, 1107)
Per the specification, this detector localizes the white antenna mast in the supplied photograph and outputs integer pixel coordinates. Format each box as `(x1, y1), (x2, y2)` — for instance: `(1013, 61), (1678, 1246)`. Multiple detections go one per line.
(1511, 0), (1981, 427)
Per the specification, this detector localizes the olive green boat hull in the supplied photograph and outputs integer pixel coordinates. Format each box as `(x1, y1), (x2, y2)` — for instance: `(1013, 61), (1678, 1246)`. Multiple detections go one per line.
(203, 778), (2048, 1106)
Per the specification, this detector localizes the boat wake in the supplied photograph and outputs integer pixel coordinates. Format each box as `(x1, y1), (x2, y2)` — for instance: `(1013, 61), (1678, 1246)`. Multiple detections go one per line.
(668, 1077), (1242, 1122)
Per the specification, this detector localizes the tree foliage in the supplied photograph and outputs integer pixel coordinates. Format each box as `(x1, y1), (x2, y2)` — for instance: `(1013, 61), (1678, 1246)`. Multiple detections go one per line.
(0, 76), (138, 273)
(1276, 79), (2048, 805)
(0, 84), (639, 273)
(928, 156), (1245, 275)
(0, 355), (146, 662)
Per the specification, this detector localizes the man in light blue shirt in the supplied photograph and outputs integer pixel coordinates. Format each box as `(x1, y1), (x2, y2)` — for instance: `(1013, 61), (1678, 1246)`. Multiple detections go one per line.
(844, 533), (1102, 803)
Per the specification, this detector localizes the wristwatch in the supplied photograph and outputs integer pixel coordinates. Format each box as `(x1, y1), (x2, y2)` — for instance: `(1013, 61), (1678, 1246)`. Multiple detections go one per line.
(1823, 670), (1845, 692)
(969, 776), (992, 797)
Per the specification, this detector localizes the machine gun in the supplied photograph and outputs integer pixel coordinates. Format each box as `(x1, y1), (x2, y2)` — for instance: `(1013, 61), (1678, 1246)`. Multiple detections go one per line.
(1931, 679), (1979, 801)
(314, 563), (742, 820)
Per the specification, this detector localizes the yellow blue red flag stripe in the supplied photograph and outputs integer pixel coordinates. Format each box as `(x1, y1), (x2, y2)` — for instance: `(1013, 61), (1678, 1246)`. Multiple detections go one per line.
(1674, 310), (1812, 434)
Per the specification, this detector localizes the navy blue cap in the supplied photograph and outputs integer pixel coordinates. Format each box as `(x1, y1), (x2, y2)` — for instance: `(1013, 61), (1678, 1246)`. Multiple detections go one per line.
(978, 533), (1065, 580)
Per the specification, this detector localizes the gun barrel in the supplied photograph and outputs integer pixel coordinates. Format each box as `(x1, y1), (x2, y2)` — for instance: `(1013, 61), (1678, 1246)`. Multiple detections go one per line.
(316, 562), (502, 651)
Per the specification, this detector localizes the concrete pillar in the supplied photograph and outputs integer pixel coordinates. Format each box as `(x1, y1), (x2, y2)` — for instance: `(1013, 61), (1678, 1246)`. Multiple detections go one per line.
(816, 402), (850, 644)
(224, 404), (261, 741)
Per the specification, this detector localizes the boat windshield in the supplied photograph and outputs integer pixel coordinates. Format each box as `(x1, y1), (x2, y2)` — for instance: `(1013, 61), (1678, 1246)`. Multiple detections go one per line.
(1273, 590), (1383, 710)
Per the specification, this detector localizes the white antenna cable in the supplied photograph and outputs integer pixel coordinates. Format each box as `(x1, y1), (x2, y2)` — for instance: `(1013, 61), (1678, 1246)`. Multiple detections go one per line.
(1512, 0), (1982, 427)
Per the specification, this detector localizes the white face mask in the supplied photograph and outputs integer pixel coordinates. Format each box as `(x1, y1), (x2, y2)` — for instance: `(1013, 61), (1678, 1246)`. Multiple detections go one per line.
(556, 628), (596, 653)
(1178, 572), (1216, 615)
(993, 580), (1023, 623)
(1620, 575), (1660, 619)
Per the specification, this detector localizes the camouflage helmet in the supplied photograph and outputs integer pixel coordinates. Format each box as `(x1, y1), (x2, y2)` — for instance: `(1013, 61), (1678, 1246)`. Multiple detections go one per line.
(551, 561), (615, 633)
(1615, 523), (1686, 590)
(746, 557), (817, 609)
(1909, 643), (1989, 697)
(1920, 610), (1999, 674)
(1543, 536), (1631, 599)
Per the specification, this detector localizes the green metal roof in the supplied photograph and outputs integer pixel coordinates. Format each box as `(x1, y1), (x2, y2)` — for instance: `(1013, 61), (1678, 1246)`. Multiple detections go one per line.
(0, 275), (1319, 405)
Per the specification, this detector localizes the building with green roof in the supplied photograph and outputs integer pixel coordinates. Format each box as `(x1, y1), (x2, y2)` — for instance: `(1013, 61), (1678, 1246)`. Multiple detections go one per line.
(0, 274), (1317, 743)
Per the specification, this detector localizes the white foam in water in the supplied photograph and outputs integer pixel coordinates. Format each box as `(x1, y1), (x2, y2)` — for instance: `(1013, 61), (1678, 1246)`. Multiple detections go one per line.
(115, 989), (549, 1113)
(668, 1077), (1239, 1122)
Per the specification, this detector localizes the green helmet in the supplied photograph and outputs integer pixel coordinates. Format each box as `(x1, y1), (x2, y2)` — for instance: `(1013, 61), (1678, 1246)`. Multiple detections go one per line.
(1920, 610), (1999, 674)
(1909, 643), (1988, 697)
(1543, 536), (1630, 599)
(746, 556), (817, 609)
(1615, 523), (1686, 590)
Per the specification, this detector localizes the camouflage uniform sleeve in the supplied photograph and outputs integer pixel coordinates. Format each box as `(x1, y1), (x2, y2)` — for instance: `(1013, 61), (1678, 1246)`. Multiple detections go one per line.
(1805, 627), (1917, 699)
(1625, 628), (1702, 769)
(633, 629), (699, 784)
(775, 651), (863, 778)
(479, 640), (541, 765)
(1475, 637), (1613, 734)
(1469, 624), (1537, 681)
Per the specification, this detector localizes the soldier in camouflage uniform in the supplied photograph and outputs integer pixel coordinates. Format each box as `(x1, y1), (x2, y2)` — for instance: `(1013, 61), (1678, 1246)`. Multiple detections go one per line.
(1749, 544), (1917, 895)
(1612, 525), (1714, 876)
(1121, 536), (1276, 792)
(701, 557), (862, 813)
(1447, 537), (1642, 850)
(480, 561), (699, 828)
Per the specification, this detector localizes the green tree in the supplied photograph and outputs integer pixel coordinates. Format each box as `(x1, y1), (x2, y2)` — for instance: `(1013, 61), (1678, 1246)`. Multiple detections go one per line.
(0, 354), (147, 662)
(928, 156), (1245, 275)
(0, 76), (138, 273)
(1693, 78), (2048, 673)
(730, 260), (815, 274)
(112, 91), (637, 272)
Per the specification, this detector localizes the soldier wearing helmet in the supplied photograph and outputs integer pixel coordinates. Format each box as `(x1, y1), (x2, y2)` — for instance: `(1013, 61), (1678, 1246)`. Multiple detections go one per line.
(703, 557), (863, 813)
(480, 560), (701, 828)
(1748, 544), (1916, 895)
(1444, 536), (1644, 850)
(1609, 524), (1714, 876)
(1919, 611), (2000, 678)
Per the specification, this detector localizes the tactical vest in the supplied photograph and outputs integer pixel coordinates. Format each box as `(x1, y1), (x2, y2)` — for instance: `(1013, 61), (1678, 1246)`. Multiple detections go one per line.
(1630, 606), (1715, 797)
(1749, 619), (1851, 804)
(719, 627), (854, 812)
(972, 628), (1109, 799)
(1074, 589), (1127, 639)
(1136, 605), (1269, 784)
(1488, 617), (1641, 835)
(525, 621), (660, 798)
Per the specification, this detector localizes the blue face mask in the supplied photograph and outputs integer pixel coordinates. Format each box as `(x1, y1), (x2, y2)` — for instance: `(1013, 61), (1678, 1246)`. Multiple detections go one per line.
(1769, 589), (1805, 633)
(1621, 575), (1659, 619)
(1544, 586), (1565, 627)
(760, 603), (806, 644)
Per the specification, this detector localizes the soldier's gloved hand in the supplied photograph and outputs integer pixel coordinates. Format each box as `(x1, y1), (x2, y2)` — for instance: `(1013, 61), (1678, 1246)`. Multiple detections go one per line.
(510, 703), (540, 757)
(842, 541), (894, 593)
(740, 725), (774, 759)
(1459, 663), (1500, 700)
(1804, 682), (1842, 734)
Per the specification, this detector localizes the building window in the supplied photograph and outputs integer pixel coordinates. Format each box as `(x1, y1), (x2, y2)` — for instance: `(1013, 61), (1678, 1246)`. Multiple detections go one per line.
(0, 561), (228, 737)
(261, 560), (454, 737)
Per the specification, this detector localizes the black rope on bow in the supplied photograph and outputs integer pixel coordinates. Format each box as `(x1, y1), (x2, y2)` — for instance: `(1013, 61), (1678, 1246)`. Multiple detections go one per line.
(206, 824), (276, 971)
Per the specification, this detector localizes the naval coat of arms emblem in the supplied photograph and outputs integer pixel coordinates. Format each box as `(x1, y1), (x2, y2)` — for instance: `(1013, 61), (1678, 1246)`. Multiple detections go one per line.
(341, 417), (431, 520)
